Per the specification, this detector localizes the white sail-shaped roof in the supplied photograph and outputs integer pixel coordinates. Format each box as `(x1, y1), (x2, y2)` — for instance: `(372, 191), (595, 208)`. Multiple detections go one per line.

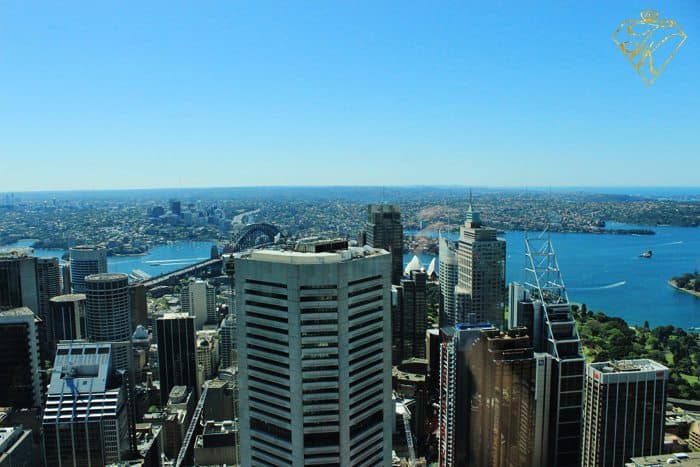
(426, 257), (437, 278)
(404, 255), (422, 276)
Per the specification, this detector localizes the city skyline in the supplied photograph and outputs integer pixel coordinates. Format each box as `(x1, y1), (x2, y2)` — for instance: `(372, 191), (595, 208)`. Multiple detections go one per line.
(2, 1), (699, 191)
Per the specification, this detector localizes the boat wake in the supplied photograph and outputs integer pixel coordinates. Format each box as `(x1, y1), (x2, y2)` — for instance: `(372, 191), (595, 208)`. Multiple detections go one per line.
(570, 281), (626, 291)
(659, 241), (683, 246)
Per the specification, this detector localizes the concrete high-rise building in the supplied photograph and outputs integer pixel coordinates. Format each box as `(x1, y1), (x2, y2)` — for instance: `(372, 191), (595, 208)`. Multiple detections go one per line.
(47, 294), (85, 354)
(42, 341), (130, 466)
(392, 269), (427, 364)
(235, 239), (393, 467)
(438, 237), (458, 327)
(180, 280), (216, 330)
(84, 273), (132, 371)
(0, 308), (42, 409)
(0, 249), (39, 315)
(69, 245), (107, 294)
(36, 257), (61, 320)
(365, 204), (404, 284)
(510, 236), (585, 467)
(455, 204), (506, 328)
(581, 359), (669, 467)
(156, 313), (197, 404)
(196, 332), (219, 383)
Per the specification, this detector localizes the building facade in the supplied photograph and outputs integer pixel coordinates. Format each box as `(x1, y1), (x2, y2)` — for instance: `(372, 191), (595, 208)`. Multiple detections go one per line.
(581, 359), (669, 467)
(42, 342), (130, 466)
(156, 313), (198, 404)
(84, 273), (131, 371)
(181, 279), (216, 330)
(0, 249), (39, 315)
(438, 237), (458, 327)
(392, 269), (427, 364)
(0, 308), (42, 409)
(68, 245), (107, 294)
(365, 204), (404, 285)
(235, 240), (393, 466)
(47, 293), (85, 355)
(455, 206), (505, 328)
(36, 257), (61, 320)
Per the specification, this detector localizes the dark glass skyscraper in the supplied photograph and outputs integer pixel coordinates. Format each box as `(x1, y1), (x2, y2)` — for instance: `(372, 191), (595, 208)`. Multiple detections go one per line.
(37, 257), (61, 320)
(365, 204), (404, 284)
(156, 313), (197, 404)
(0, 249), (39, 315)
(392, 268), (428, 364)
(0, 307), (42, 409)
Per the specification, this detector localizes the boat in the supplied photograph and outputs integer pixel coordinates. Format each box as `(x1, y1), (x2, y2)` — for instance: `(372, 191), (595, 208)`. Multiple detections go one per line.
(640, 250), (652, 258)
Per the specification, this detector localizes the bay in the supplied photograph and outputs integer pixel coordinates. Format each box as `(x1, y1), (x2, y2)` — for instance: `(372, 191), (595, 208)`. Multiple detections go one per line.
(406, 223), (700, 329)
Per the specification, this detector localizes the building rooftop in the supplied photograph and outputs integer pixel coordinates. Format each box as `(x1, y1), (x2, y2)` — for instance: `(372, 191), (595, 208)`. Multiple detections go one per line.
(70, 245), (103, 251)
(0, 248), (34, 259)
(85, 272), (128, 282)
(0, 307), (35, 319)
(0, 426), (28, 453)
(50, 294), (86, 303)
(246, 242), (388, 265)
(160, 312), (191, 320)
(591, 359), (669, 374)
(627, 452), (700, 466)
(48, 342), (113, 395)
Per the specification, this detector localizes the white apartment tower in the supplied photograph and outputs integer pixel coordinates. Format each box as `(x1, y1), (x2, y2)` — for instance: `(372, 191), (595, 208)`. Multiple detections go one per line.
(235, 239), (393, 467)
(438, 236), (458, 327)
(181, 279), (216, 329)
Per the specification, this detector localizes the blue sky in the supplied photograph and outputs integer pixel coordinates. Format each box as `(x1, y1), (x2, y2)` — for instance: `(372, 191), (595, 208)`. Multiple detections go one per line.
(1, 1), (698, 191)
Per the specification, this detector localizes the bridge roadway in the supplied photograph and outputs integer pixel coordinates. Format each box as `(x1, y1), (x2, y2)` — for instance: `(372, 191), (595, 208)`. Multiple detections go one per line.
(140, 257), (223, 289)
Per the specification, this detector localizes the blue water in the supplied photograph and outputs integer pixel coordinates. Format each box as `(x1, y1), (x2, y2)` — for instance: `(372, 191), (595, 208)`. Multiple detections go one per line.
(5, 225), (700, 329)
(2, 240), (216, 278)
(405, 223), (700, 329)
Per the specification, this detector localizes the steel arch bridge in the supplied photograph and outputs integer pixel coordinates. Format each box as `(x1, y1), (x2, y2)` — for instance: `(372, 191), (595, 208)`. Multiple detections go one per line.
(231, 223), (282, 252)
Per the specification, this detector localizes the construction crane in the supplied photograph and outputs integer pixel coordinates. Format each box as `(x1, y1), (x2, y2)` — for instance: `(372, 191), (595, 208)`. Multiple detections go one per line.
(175, 381), (210, 467)
(398, 399), (416, 467)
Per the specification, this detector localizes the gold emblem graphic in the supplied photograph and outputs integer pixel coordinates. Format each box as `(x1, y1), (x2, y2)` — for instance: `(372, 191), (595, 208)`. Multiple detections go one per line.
(613, 9), (687, 85)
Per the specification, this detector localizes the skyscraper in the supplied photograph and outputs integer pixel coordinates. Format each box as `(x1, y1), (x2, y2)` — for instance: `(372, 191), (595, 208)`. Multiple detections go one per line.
(392, 269), (428, 364)
(580, 359), (669, 467)
(84, 273), (132, 371)
(235, 239), (393, 467)
(219, 313), (237, 368)
(36, 257), (61, 320)
(42, 341), (131, 466)
(0, 307), (42, 409)
(438, 236), (458, 327)
(455, 203), (506, 328)
(156, 313), (197, 404)
(180, 279), (216, 330)
(365, 204), (404, 284)
(437, 322), (496, 467)
(510, 236), (584, 467)
(69, 245), (107, 294)
(47, 293), (85, 354)
(0, 249), (39, 315)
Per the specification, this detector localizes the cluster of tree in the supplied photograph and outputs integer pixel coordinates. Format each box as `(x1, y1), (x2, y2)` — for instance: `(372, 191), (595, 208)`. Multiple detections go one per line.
(574, 304), (700, 400)
(672, 271), (700, 292)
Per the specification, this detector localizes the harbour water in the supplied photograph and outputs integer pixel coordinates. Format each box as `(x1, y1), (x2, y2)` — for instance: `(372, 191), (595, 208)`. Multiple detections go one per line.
(5, 223), (700, 329)
(405, 223), (700, 329)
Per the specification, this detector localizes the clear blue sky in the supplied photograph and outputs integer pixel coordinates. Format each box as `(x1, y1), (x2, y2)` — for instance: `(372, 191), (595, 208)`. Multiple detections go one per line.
(1, 1), (698, 191)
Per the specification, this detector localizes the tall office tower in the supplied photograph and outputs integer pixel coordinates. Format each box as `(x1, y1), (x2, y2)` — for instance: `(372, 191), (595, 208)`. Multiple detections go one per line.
(0, 249), (39, 314)
(235, 239), (393, 467)
(47, 293), (85, 353)
(454, 203), (506, 328)
(129, 283), (148, 328)
(392, 269), (428, 364)
(580, 359), (669, 467)
(36, 257), (61, 319)
(60, 263), (72, 295)
(156, 313), (197, 404)
(196, 331), (220, 382)
(365, 204), (404, 284)
(0, 308), (42, 409)
(438, 236), (458, 327)
(180, 279), (216, 329)
(437, 322), (495, 467)
(69, 245), (107, 293)
(42, 341), (130, 466)
(468, 327), (536, 467)
(509, 236), (584, 467)
(219, 313), (237, 368)
(84, 273), (132, 371)
(170, 199), (182, 216)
